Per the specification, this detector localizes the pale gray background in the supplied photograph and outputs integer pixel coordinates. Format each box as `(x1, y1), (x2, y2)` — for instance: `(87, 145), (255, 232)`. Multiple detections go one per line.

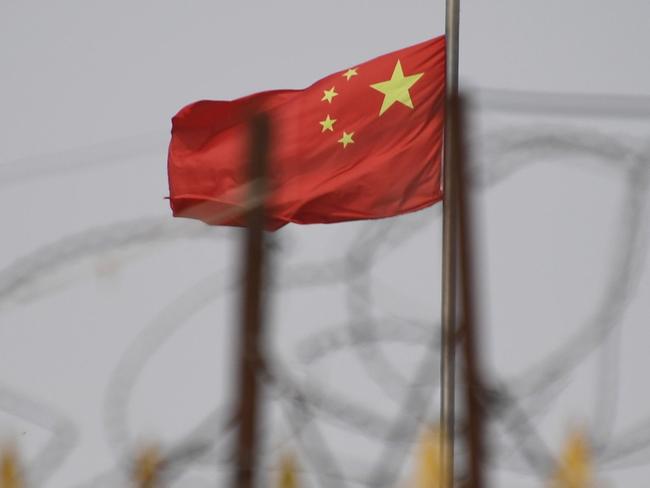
(1, 1), (649, 486)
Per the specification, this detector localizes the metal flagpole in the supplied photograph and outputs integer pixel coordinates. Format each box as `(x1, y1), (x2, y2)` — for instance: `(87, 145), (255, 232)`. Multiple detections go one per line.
(440, 0), (460, 486)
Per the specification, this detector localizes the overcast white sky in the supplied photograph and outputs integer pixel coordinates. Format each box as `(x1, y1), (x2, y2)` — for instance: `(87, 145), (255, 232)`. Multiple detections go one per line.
(1, 1), (649, 487)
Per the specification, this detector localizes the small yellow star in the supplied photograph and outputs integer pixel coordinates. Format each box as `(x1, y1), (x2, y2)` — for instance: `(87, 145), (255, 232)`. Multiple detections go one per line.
(319, 114), (336, 132)
(321, 87), (338, 103)
(338, 131), (354, 148)
(342, 68), (358, 81)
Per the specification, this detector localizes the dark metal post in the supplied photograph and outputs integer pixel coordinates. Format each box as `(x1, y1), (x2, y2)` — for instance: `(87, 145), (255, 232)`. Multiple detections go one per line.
(233, 113), (270, 488)
(455, 95), (485, 488)
(440, 0), (461, 486)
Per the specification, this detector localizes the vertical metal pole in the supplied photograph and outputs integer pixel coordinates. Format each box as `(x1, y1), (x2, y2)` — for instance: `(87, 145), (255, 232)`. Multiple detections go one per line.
(233, 113), (270, 488)
(440, 0), (460, 487)
(456, 95), (485, 488)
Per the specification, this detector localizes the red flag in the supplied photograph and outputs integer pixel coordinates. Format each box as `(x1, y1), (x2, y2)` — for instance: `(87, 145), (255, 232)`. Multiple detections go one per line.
(168, 36), (445, 230)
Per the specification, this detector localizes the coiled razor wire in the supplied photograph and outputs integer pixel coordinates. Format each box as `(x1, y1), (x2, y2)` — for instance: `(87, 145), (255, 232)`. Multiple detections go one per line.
(0, 95), (648, 487)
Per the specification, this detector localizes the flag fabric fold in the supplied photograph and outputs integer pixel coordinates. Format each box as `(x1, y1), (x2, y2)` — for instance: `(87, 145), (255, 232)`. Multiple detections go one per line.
(167, 36), (445, 230)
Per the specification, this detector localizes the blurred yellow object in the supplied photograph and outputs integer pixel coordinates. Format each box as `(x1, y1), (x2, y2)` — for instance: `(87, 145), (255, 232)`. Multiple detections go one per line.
(133, 445), (162, 488)
(550, 431), (594, 488)
(277, 453), (298, 488)
(414, 426), (447, 488)
(0, 447), (22, 488)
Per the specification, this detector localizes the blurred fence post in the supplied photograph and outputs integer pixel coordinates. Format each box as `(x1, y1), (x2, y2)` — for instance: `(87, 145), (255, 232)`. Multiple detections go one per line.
(455, 94), (486, 488)
(233, 112), (270, 488)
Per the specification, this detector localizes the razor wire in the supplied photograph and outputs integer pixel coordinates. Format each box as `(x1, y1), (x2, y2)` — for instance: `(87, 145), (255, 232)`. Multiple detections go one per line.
(0, 92), (648, 487)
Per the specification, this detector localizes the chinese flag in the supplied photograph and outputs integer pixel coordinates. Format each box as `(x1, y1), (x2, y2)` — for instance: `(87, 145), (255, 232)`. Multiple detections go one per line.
(168, 36), (445, 230)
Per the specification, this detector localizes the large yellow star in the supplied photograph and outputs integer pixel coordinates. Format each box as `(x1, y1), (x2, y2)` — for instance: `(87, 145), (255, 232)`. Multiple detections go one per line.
(370, 60), (424, 116)
(321, 87), (338, 103)
(319, 114), (336, 132)
(338, 131), (354, 148)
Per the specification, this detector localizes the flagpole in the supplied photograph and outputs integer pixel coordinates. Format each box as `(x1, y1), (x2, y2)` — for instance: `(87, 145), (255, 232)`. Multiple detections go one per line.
(440, 0), (460, 486)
